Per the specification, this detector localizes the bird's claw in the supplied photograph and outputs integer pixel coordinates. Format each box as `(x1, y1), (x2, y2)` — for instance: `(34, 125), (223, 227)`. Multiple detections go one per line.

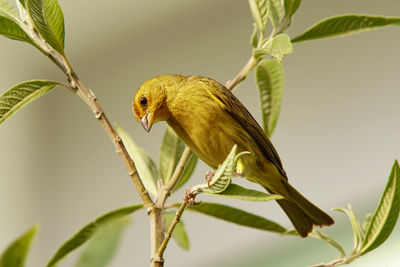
(205, 171), (215, 187)
(184, 188), (201, 206)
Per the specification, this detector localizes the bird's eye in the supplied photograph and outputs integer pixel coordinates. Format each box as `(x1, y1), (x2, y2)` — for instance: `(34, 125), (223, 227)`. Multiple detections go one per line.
(139, 96), (148, 106)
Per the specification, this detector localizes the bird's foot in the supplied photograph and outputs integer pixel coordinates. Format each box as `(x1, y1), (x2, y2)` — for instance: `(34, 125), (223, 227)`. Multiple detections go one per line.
(184, 188), (201, 206)
(205, 170), (215, 187)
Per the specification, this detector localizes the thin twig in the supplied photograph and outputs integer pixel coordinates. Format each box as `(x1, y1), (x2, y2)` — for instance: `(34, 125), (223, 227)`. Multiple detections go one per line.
(226, 56), (258, 91)
(156, 202), (188, 260)
(155, 148), (193, 209)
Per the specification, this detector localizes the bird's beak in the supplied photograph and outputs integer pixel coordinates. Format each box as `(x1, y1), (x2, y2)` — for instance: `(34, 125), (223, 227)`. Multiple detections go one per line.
(140, 112), (154, 132)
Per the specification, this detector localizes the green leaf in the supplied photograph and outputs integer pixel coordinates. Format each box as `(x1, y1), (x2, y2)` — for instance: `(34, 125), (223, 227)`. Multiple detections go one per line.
(283, 0), (301, 27)
(286, 229), (345, 256)
(292, 15), (400, 43)
(191, 145), (250, 194)
(164, 212), (189, 250)
(250, 23), (259, 48)
(253, 48), (270, 59)
(74, 218), (130, 267)
(269, 0), (283, 30)
(261, 33), (293, 62)
(359, 160), (400, 255)
(333, 205), (363, 252)
(248, 0), (269, 34)
(206, 183), (283, 202)
(254, 59), (284, 137)
(159, 125), (186, 184)
(173, 153), (198, 192)
(186, 202), (287, 234)
(114, 124), (158, 197)
(26, 0), (65, 55)
(0, 225), (38, 267)
(362, 213), (372, 233)
(0, 15), (33, 43)
(310, 230), (346, 257)
(0, 80), (60, 125)
(0, 1), (34, 43)
(47, 204), (143, 267)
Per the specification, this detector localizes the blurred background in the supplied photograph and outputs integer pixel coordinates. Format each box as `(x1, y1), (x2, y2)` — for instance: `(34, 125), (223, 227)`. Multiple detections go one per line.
(1, 0), (399, 266)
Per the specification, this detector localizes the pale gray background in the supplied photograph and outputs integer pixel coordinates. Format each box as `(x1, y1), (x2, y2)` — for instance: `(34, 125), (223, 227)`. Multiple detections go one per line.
(1, 1), (399, 266)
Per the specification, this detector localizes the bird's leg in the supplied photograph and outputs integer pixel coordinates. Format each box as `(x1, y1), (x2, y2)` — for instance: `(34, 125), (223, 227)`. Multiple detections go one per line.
(184, 188), (201, 205)
(205, 170), (215, 187)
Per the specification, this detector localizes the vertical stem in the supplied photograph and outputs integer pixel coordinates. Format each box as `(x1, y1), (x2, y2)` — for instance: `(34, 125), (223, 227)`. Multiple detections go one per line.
(150, 148), (193, 266)
(150, 207), (165, 267)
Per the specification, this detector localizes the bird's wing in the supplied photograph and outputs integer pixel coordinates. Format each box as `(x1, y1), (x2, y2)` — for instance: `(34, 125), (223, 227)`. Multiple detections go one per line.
(206, 80), (288, 179)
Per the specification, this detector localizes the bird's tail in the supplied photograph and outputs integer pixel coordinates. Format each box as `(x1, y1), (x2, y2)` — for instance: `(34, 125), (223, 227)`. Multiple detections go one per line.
(264, 181), (334, 237)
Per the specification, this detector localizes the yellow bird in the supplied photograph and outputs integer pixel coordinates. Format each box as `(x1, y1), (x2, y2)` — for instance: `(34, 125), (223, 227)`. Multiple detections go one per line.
(133, 74), (334, 237)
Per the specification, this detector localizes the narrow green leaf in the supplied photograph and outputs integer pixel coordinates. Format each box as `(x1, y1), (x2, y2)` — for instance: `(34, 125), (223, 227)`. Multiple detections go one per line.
(292, 15), (400, 43)
(0, 15), (33, 43)
(250, 23), (259, 48)
(0, 80), (60, 125)
(186, 202), (286, 233)
(359, 160), (400, 255)
(248, 0), (269, 34)
(283, 0), (301, 22)
(159, 125), (186, 184)
(26, 0), (65, 55)
(285, 229), (345, 256)
(362, 213), (372, 233)
(204, 144), (239, 193)
(255, 59), (284, 137)
(206, 183), (283, 202)
(333, 205), (363, 252)
(173, 153), (198, 192)
(191, 145), (250, 194)
(311, 230), (346, 257)
(47, 205), (143, 267)
(74, 218), (130, 267)
(164, 212), (189, 250)
(269, 0), (283, 30)
(114, 124), (158, 197)
(0, 225), (38, 267)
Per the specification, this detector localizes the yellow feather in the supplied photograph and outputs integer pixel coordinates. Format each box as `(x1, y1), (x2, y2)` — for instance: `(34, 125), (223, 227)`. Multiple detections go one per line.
(133, 74), (334, 237)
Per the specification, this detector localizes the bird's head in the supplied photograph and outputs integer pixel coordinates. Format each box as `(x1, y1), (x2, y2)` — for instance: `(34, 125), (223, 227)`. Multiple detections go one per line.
(133, 75), (177, 132)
